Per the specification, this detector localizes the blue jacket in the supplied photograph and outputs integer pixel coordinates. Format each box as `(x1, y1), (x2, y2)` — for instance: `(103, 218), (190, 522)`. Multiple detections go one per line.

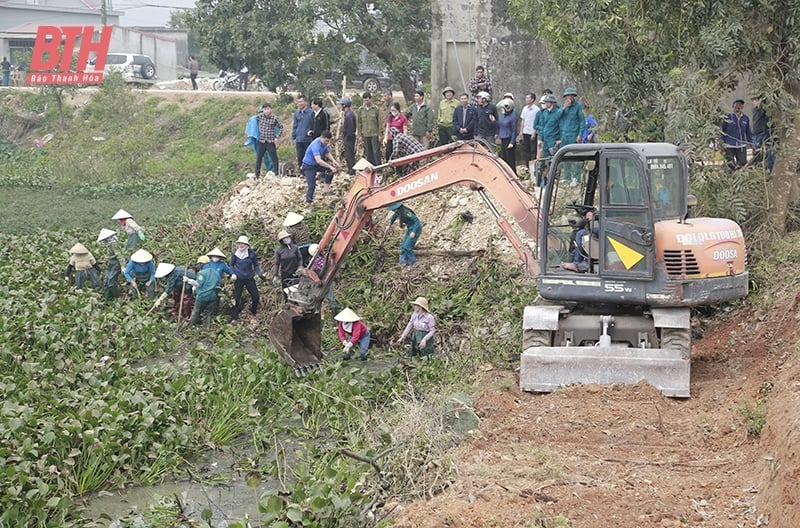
(244, 114), (259, 154)
(230, 249), (263, 280)
(498, 109), (517, 140)
(292, 107), (313, 143)
(194, 267), (222, 303)
(720, 112), (753, 148)
(124, 259), (155, 282)
(475, 103), (498, 138)
(538, 107), (561, 152)
(207, 259), (233, 277)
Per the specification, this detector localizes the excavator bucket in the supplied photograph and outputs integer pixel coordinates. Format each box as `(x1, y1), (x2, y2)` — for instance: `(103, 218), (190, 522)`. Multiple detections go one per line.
(268, 308), (323, 373)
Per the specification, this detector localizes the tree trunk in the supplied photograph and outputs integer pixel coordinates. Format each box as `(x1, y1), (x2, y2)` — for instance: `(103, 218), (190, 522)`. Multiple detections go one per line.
(766, 112), (800, 232)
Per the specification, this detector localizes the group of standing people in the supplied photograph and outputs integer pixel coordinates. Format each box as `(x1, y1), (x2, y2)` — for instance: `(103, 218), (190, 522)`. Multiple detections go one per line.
(719, 96), (774, 172)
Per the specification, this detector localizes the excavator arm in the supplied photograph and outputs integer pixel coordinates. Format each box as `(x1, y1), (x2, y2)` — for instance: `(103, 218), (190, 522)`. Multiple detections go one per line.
(268, 141), (542, 372)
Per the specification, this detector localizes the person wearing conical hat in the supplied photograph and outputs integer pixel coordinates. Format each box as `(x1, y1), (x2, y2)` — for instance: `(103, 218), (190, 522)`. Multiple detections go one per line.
(335, 308), (371, 361)
(282, 211), (310, 245)
(205, 247), (234, 279)
(97, 228), (124, 303)
(437, 85), (458, 146)
(397, 296), (435, 357)
(65, 243), (102, 290)
(183, 258), (223, 328)
(112, 209), (146, 251)
(272, 230), (303, 294)
(123, 248), (156, 300)
(230, 234), (265, 322)
(154, 262), (196, 321)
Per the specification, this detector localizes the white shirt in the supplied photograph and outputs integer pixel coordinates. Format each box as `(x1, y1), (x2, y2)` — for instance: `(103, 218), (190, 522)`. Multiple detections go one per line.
(520, 104), (539, 135)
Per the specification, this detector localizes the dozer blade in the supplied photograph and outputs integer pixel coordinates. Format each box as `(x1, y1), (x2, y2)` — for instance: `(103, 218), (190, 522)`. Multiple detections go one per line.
(268, 308), (323, 372)
(519, 346), (690, 398)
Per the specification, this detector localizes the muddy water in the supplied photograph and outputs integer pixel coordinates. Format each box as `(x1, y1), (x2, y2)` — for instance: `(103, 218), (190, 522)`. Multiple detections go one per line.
(79, 447), (279, 526)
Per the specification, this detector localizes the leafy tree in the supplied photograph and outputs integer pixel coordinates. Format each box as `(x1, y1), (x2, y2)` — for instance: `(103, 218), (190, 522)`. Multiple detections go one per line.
(185, 0), (430, 101)
(510, 0), (800, 231)
(186, 0), (316, 90)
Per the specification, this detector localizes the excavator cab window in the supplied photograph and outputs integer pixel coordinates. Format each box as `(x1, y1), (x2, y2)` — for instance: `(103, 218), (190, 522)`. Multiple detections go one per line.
(598, 154), (654, 278)
(647, 157), (684, 220)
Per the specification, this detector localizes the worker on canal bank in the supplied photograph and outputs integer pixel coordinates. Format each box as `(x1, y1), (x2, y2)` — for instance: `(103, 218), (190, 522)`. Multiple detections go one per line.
(112, 209), (146, 251)
(283, 211), (310, 245)
(123, 249), (156, 300)
(65, 242), (102, 290)
(205, 247), (234, 278)
(385, 202), (422, 267)
(230, 235), (265, 322)
(97, 228), (123, 303)
(153, 262), (196, 321)
(397, 296), (436, 357)
(272, 230), (303, 291)
(184, 255), (222, 327)
(335, 308), (371, 361)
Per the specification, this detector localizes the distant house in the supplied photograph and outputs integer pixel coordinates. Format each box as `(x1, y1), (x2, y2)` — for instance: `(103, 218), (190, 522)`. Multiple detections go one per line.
(0, 0), (187, 82)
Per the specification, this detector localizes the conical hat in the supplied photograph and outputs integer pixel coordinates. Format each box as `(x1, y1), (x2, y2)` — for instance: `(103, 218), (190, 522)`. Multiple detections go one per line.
(206, 247), (226, 258)
(69, 243), (89, 254)
(282, 212), (304, 227)
(130, 249), (153, 263)
(334, 307), (361, 322)
(410, 296), (430, 312)
(112, 209), (132, 220)
(97, 228), (116, 242)
(352, 158), (373, 171)
(155, 262), (175, 279)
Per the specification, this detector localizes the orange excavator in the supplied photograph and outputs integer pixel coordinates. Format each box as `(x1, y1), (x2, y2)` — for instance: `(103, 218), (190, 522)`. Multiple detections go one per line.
(268, 140), (748, 397)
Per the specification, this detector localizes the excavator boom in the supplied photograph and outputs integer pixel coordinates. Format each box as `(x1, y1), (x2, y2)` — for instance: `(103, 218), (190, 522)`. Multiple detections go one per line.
(268, 141), (540, 372)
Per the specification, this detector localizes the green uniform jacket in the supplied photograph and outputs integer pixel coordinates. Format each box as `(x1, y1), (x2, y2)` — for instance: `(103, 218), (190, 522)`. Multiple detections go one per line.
(438, 99), (459, 127)
(406, 103), (435, 136)
(357, 105), (382, 138)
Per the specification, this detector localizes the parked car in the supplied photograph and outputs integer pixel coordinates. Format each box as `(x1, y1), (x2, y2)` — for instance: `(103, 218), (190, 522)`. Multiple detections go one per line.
(87, 53), (157, 81)
(323, 68), (392, 93)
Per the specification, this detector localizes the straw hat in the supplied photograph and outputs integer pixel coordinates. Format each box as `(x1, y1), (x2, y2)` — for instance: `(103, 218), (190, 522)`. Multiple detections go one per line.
(111, 209), (132, 220)
(410, 296), (430, 312)
(155, 262), (175, 279)
(236, 235), (250, 245)
(283, 212), (304, 227)
(97, 228), (116, 242)
(130, 249), (153, 263)
(206, 247), (226, 258)
(334, 307), (361, 322)
(277, 230), (291, 241)
(69, 243), (89, 254)
(197, 255), (210, 264)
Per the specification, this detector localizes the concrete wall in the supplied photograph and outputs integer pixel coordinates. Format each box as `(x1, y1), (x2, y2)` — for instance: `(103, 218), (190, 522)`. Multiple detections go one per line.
(431, 0), (572, 109)
(108, 26), (179, 80)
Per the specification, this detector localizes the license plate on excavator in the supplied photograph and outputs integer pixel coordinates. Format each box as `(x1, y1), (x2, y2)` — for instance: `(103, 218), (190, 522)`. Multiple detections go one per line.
(268, 308), (323, 373)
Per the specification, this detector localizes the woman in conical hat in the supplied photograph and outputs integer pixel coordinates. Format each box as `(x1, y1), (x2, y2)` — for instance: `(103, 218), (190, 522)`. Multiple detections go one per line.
(123, 249), (156, 300)
(65, 242), (102, 290)
(112, 209), (146, 250)
(397, 296), (435, 357)
(335, 308), (371, 361)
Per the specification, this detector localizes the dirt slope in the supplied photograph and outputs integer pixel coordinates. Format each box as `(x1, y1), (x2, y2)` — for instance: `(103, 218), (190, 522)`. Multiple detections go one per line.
(387, 290), (800, 528)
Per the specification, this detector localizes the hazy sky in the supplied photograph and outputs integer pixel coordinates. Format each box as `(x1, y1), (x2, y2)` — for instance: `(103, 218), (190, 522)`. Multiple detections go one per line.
(115, 0), (195, 27)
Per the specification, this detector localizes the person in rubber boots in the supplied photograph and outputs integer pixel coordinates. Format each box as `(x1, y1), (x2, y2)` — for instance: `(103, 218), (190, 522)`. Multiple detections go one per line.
(385, 202), (422, 267)
(398, 296), (436, 357)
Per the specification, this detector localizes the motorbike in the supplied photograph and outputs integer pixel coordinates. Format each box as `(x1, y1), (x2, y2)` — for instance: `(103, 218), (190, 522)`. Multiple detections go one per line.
(212, 69), (240, 91)
(247, 73), (266, 91)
